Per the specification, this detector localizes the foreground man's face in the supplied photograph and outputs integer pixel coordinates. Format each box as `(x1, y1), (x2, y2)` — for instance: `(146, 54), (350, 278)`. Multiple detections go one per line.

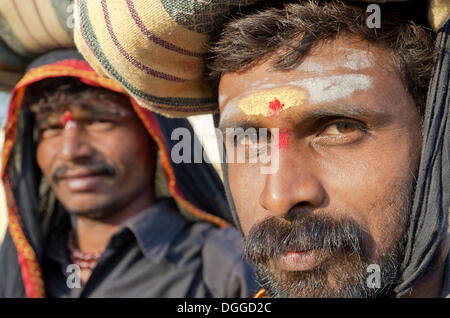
(218, 37), (422, 297)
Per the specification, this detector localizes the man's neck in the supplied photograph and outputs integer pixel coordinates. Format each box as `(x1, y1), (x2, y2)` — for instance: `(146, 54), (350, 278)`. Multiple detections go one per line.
(73, 193), (155, 253)
(406, 235), (449, 298)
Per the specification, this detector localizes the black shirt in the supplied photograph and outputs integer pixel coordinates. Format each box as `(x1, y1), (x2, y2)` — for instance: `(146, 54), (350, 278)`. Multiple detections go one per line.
(42, 198), (257, 298)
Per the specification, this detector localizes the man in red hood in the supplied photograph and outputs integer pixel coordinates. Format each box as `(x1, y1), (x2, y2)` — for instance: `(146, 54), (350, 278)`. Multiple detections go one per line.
(0, 50), (257, 298)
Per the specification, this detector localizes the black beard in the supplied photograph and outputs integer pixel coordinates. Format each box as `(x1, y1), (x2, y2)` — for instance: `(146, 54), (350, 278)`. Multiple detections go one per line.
(244, 212), (408, 298)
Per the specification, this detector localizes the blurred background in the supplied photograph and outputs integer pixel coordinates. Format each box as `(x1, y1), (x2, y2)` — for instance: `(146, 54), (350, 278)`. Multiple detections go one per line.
(0, 91), (9, 244)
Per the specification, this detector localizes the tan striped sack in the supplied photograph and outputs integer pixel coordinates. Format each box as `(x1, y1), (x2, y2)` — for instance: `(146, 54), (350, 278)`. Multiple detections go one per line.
(73, 0), (259, 117)
(0, 0), (75, 91)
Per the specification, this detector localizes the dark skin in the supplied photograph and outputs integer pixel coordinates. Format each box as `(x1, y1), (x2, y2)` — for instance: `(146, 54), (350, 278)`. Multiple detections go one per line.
(218, 36), (449, 297)
(34, 94), (157, 284)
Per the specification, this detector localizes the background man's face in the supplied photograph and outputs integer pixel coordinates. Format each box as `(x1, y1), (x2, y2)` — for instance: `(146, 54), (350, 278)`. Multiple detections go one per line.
(35, 93), (156, 219)
(218, 36), (422, 297)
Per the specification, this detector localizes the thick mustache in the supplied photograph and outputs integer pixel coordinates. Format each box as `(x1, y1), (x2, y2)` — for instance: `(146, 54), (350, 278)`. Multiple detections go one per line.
(244, 214), (365, 266)
(52, 162), (116, 184)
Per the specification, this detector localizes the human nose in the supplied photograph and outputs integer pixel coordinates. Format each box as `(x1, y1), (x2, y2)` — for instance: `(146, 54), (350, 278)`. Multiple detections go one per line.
(58, 123), (94, 161)
(258, 147), (327, 218)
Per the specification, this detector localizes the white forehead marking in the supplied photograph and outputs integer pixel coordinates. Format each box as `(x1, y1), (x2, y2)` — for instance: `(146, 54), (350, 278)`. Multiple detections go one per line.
(64, 120), (77, 130)
(219, 92), (228, 106)
(253, 74), (373, 104)
(341, 48), (374, 70)
(297, 48), (374, 73)
(298, 60), (333, 73)
(220, 97), (241, 123)
(221, 74), (372, 122)
(288, 74), (373, 104)
(220, 48), (375, 122)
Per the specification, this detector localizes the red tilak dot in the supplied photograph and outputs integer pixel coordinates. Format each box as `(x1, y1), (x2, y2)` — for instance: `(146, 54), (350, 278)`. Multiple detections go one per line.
(268, 98), (284, 117)
(277, 128), (290, 149)
(61, 111), (74, 127)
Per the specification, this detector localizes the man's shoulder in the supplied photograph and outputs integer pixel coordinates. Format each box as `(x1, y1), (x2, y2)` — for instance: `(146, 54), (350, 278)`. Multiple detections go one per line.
(169, 222), (258, 297)
(201, 226), (258, 298)
(171, 219), (244, 260)
(143, 201), (258, 297)
(168, 218), (235, 256)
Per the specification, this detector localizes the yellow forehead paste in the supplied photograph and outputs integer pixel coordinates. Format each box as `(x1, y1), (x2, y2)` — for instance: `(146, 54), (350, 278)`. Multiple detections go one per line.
(238, 86), (306, 117)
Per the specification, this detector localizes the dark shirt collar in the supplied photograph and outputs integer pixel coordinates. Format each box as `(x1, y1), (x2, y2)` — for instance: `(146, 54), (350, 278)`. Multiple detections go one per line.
(122, 198), (187, 263)
(44, 198), (187, 266)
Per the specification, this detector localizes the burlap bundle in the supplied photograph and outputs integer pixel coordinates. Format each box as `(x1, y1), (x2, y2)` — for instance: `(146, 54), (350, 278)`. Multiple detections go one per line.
(0, 0), (74, 91)
(73, 0), (259, 117)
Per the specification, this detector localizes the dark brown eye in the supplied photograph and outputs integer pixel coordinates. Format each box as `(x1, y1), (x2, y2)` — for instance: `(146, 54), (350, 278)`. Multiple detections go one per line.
(86, 119), (115, 131)
(321, 122), (359, 136)
(40, 125), (63, 139)
(314, 120), (367, 146)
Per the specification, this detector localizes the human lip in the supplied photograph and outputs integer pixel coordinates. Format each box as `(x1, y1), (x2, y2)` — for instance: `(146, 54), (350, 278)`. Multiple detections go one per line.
(58, 170), (109, 191)
(275, 249), (330, 271)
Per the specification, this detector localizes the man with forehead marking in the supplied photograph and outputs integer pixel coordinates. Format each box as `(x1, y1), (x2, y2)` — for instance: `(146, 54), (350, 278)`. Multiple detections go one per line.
(209, 1), (449, 298)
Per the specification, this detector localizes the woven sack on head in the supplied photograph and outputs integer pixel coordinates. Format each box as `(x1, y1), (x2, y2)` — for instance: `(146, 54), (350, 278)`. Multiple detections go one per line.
(73, 0), (259, 117)
(0, 0), (75, 90)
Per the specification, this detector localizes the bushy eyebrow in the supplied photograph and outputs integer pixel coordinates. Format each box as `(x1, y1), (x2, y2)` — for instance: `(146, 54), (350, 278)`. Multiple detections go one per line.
(219, 103), (392, 131)
(302, 104), (392, 125)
